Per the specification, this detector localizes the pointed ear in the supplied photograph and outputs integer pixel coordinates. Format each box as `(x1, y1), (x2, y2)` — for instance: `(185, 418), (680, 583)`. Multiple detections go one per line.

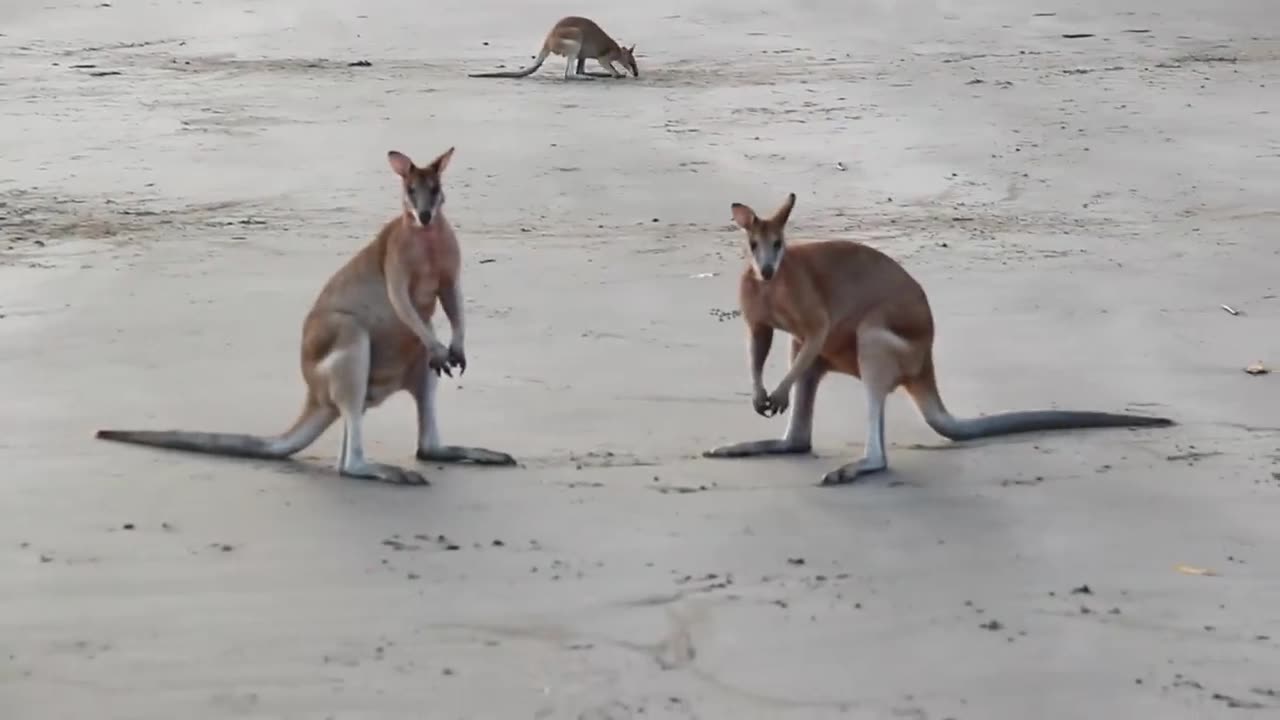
(730, 203), (758, 229)
(387, 151), (414, 177)
(629, 44), (636, 53)
(428, 146), (456, 175)
(771, 192), (797, 226)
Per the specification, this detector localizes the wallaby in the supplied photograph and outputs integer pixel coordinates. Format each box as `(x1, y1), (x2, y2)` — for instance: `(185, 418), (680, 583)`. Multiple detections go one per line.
(96, 147), (516, 485)
(703, 192), (1173, 486)
(468, 16), (639, 81)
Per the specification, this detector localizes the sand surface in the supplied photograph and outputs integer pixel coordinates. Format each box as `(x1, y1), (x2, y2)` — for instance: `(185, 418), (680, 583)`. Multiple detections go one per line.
(3, 1), (1279, 718)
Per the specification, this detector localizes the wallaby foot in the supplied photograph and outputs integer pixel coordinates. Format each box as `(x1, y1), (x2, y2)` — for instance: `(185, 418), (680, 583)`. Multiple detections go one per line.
(341, 460), (429, 486)
(819, 457), (887, 486)
(410, 362), (515, 467)
(563, 49), (596, 80)
(417, 445), (517, 466)
(817, 333), (896, 486)
(703, 438), (812, 458)
(325, 327), (429, 487)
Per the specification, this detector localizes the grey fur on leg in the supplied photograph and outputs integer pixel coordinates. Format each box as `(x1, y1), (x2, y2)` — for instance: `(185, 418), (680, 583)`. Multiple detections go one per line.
(411, 362), (517, 466)
(326, 331), (427, 485)
(818, 391), (888, 485)
(819, 340), (894, 486)
(563, 47), (595, 80)
(703, 358), (826, 459)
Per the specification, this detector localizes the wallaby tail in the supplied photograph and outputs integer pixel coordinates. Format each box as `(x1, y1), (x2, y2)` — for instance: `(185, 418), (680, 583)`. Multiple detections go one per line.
(468, 48), (549, 78)
(95, 400), (338, 460)
(904, 353), (1173, 442)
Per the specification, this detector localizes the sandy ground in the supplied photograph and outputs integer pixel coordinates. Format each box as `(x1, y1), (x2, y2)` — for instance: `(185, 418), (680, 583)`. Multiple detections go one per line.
(2, 0), (1279, 717)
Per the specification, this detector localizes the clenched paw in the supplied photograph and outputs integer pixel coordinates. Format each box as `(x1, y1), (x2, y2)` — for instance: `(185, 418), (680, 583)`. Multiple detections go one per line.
(752, 387), (772, 417)
(765, 388), (790, 416)
(426, 341), (454, 377)
(447, 343), (467, 375)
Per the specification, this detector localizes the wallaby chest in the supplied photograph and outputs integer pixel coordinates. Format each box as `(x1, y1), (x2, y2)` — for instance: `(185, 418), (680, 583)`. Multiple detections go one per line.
(740, 270), (808, 338)
(399, 222), (460, 311)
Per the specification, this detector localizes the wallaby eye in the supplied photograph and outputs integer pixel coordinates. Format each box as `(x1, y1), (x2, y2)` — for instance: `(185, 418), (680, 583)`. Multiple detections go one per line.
(749, 240), (758, 250)
(773, 241), (782, 249)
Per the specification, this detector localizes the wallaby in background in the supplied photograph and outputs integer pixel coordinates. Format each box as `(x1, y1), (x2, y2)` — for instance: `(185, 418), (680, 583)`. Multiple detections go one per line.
(468, 16), (639, 81)
(703, 192), (1173, 486)
(96, 147), (517, 485)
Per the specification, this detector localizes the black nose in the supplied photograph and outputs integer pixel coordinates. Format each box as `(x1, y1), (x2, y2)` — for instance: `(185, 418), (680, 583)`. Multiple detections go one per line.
(760, 266), (774, 280)
(417, 211), (433, 225)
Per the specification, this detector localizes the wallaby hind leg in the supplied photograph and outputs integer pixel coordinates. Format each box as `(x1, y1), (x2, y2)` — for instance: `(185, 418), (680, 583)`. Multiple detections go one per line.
(562, 43), (595, 80)
(322, 324), (428, 485)
(412, 362), (516, 466)
(820, 330), (905, 486)
(703, 344), (828, 459)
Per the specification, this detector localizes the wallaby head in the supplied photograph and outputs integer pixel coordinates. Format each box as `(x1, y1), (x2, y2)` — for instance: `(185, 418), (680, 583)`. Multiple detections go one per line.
(730, 192), (796, 281)
(616, 44), (639, 77)
(387, 147), (455, 227)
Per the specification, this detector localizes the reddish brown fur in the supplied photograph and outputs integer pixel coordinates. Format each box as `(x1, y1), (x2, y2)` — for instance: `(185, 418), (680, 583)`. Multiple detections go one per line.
(470, 15), (637, 79)
(740, 239), (939, 390)
(300, 207), (461, 413)
(94, 146), (503, 483)
(710, 192), (1172, 485)
(735, 197), (936, 395)
(543, 16), (629, 59)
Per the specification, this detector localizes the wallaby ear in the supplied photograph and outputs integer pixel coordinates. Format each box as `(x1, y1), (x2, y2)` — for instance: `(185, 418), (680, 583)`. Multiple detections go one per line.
(730, 203), (758, 230)
(387, 151), (414, 178)
(771, 192), (797, 226)
(629, 44), (636, 53)
(429, 146), (456, 175)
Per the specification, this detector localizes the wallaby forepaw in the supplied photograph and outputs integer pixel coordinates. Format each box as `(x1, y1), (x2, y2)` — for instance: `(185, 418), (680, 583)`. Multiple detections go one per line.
(447, 344), (467, 376)
(752, 387), (789, 417)
(427, 355), (454, 378)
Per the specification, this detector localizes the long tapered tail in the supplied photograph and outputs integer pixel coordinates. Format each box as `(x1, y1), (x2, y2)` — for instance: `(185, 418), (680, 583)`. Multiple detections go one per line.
(904, 355), (1174, 442)
(95, 401), (338, 460)
(468, 48), (549, 78)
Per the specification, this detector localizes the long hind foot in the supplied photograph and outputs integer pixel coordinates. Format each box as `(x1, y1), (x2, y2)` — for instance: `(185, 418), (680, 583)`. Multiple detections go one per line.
(341, 461), (429, 486)
(703, 439), (812, 459)
(417, 445), (517, 466)
(819, 458), (887, 486)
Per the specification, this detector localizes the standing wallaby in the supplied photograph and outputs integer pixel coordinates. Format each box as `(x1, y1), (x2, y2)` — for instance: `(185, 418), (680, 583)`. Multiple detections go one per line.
(703, 192), (1173, 486)
(96, 147), (517, 485)
(468, 16), (639, 81)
